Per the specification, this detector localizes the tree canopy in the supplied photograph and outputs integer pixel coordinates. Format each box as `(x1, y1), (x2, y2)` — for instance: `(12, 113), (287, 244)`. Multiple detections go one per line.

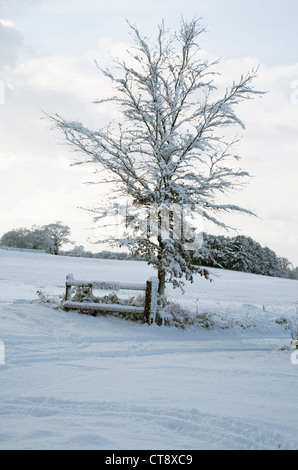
(47, 17), (264, 293)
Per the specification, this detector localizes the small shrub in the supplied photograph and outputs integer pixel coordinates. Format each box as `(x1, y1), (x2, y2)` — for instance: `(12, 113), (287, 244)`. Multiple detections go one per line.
(275, 317), (289, 328)
(156, 297), (215, 329)
(126, 293), (145, 307)
(71, 286), (95, 302)
(275, 315), (298, 349)
(287, 316), (298, 344)
(36, 289), (63, 305)
(37, 289), (51, 303)
(96, 292), (120, 304)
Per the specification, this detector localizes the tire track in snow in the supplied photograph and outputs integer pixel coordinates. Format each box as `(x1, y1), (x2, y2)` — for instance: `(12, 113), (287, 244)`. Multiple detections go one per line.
(0, 397), (296, 450)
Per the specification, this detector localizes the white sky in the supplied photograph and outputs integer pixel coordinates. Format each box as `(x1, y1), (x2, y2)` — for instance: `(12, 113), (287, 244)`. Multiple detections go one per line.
(0, 0), (298, 265)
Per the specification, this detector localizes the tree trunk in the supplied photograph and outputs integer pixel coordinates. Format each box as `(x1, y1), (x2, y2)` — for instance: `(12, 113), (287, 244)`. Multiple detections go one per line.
(158, 269), (166, 296)
(157, 212), (166, 296)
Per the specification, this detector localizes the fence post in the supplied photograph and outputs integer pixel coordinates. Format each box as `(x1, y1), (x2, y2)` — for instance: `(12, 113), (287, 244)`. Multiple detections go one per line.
(65, 273), (74, 303)
(144, 277), (158, 324)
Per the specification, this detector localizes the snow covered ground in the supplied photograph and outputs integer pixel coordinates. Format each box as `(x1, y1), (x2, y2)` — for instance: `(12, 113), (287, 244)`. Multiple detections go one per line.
(1, 248), (298, 450)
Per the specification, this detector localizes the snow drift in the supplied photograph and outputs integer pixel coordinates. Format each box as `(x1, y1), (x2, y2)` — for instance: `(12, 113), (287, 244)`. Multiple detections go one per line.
(0, 248), (298, 450)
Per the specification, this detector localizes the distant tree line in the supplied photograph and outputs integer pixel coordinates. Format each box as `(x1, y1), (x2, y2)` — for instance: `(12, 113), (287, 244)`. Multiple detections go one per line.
(60, 245), (143, 261)
(49, 233), (298, 279)
(0, 224), (141, 261)
(0, 222), (72, 255)
(1, 224), (297, 279)
(193, 233), (298, 280)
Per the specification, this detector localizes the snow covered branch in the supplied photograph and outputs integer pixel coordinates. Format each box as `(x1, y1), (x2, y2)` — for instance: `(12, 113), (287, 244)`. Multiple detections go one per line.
(46, 17), (264, 294)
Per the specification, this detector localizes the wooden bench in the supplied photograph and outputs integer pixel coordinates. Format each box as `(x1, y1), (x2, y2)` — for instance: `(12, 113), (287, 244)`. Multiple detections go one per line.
(62, 273), (159, 324)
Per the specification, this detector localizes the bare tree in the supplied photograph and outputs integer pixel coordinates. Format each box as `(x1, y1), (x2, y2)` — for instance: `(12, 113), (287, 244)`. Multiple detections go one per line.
(42, 221), (72, 255)
(47, 18), (263, 294)
(0, 222), (72, 254)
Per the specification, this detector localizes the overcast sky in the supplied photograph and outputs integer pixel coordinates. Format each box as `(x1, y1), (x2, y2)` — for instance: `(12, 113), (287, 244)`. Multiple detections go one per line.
(0, 0), (298, 265)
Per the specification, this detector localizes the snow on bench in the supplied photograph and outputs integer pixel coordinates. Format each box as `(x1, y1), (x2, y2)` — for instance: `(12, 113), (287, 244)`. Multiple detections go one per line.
(62, 274), (158, 323)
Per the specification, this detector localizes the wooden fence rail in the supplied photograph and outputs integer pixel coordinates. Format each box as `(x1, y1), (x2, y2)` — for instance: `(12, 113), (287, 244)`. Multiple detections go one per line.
(62, 273), (159, 324)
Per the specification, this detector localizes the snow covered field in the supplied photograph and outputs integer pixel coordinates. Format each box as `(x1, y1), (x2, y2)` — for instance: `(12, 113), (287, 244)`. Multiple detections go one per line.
(1, 248), (298, 450)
